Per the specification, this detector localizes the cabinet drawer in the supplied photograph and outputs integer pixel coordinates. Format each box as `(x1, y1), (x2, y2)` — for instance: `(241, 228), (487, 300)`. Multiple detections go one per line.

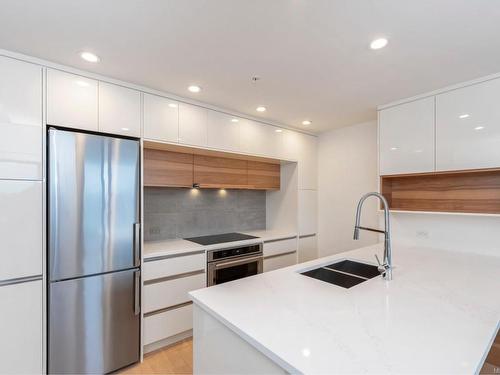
(144, 252), (205, 281)
(144, 272), (205, 313)
(263, 252), (297, 272)
(263, 238), (297, 257)
(144, 304), (193, 345)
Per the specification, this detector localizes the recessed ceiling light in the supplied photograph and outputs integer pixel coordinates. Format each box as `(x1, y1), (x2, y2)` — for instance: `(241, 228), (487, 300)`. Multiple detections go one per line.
(231, 118), (239, 123)
(474, 126), (484, 130)
(302, 120), (312, 126)
(188, 85), (201, 93)
(370, 38), (388, 50)
(459, 114), (470, 119)
(390, 147), (398, 151)
(121, 127), (129, 131)
(275, 129), (283, 133)
(168, 103), (178, 108)
(256, 106), (266, 112)
(80, 51), (100, 63)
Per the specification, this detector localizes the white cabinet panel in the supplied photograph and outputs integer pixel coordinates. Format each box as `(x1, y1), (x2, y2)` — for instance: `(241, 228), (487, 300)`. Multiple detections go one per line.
(178, 103), (208, 147)
(263, 238), (297, 258)
(263, 252), (297, 272)
(143, 93), (178, 142)
(297, 133), (318, 190)
(99, 82), (141, 137)
(47, 69), (98, 131)
(436, 78), (500, 171)
(0, 280), (43, 374)
(298, 190), (317, 236)
(0, 56), (42, 180)
(379, 97), (435, 175)
(144, 272), (205, 313)
(281, 129), (300, 161)
(240, 120), (281, 157)
(207, 111), (240, 151)
(143, 253), (205, 281)
(0, 180), (42, 281)
(298, 235), (317, 263)
(144, 304), (193, 345)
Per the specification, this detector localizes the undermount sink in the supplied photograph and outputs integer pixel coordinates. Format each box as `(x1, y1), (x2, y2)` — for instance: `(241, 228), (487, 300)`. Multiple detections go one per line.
(301, 259), (380, 288)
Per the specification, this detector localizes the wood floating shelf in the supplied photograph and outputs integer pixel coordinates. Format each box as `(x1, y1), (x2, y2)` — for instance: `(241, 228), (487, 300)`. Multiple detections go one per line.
(380, 168), (500, 214)
(143, 142), (281, 190)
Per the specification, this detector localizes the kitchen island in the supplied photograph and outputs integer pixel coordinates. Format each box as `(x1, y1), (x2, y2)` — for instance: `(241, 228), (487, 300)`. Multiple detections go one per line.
(189, 244), (500, 374)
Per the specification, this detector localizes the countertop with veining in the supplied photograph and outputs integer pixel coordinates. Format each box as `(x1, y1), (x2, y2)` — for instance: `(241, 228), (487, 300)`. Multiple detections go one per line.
(190, 243), (500, 374)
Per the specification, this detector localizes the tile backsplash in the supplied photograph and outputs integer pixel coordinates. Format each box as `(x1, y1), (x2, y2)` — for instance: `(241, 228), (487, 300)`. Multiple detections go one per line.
(144, 187), (266, 241)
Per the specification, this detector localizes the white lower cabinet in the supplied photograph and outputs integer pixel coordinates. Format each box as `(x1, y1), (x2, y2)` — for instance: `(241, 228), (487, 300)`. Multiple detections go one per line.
(143, 252), (205, 281)
(298, 235), (318, 263)
(144, 272), (205, 313)
(0, 180), (42, 281)
(263, 238), (298, 272)
(144, 304), (193, 346)
(0, 279), (42, 374)
(263, 252), (297, 272)
(298, 190), (317, 236)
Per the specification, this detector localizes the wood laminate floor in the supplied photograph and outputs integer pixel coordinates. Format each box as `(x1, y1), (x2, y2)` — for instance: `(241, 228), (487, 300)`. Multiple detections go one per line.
(120, 338), (193, 375)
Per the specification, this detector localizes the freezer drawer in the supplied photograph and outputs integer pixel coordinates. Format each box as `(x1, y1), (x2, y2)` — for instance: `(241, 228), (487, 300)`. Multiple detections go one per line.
(48, 128), (140, 280)
(49, 269), (140, 374)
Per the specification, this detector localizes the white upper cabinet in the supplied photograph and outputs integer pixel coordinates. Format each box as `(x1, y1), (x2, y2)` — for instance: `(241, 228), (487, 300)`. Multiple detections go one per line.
(281, 129), (300, 161)
(99, 82), (141, 137)
(143, 93), (179, 142)
(178, 103), (208, 147)
(379, 97), (435, 175)
(297, 133), (318, 190)
(207, 111), (240, 152)
(436, 78), (500, 171)
(0, 56), (42, 180)
(47, 69), (98, 131)
(240, 119), (281, 158)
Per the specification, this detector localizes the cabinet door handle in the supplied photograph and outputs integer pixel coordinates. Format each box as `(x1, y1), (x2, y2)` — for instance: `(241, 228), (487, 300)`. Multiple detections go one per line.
(134, 270), (141, 316)
(133, 223), (141, 267)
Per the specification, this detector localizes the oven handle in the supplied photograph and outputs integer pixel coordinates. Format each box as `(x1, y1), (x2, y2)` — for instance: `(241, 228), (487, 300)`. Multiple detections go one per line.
(213, 255), (263, 269)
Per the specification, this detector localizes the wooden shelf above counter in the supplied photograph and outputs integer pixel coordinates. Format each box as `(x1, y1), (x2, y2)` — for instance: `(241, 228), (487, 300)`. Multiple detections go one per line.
(380, 168), (500, 214)
(143, 141), (281, 190)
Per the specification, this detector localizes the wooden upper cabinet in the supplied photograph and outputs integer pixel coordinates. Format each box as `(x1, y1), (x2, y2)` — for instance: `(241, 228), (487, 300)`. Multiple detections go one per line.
(194, 155), (247, 189)
(143, 148), (193, 187)
(247, 161), (280, 190)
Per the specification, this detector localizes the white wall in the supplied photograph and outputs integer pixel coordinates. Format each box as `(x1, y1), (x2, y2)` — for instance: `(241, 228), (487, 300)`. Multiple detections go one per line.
(390, 212), (500, 257)
(317, 121), (379, 256)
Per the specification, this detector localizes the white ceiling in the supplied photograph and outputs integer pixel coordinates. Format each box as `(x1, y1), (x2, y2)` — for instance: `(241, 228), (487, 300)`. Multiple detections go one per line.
(1, 0), (500, 133)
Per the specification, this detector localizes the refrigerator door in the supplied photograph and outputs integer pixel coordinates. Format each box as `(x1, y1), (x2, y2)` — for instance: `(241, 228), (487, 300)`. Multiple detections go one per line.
(49, 268), (140, 374)
(48, 128), (140, 281)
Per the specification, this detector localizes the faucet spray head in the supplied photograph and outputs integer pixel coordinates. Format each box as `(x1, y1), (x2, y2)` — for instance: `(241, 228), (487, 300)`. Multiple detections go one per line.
(353, 227), (360, 240)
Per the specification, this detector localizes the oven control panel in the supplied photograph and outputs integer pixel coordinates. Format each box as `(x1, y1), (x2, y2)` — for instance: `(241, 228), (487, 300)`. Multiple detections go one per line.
(208, 243), (262, 261)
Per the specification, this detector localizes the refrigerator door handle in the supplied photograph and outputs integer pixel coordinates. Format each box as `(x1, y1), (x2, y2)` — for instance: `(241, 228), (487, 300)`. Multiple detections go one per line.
(133, 223), (141, 267)
(134, 270), (141, 315)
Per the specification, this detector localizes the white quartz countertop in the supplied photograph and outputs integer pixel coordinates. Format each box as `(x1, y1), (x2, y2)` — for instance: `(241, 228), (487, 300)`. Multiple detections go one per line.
(189, 243), (500, 374)
(143, 230), (298, 259)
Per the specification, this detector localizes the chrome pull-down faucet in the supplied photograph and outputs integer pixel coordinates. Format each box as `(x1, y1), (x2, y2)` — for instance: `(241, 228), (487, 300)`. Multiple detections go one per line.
(353, 192), (393, 281)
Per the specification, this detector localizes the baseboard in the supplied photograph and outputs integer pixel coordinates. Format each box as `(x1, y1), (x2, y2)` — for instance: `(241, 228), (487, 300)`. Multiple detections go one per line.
(144, 330), (193, 354)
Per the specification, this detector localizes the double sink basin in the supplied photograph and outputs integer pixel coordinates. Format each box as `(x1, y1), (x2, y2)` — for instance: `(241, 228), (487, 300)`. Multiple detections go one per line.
(301, 259), (381, 288)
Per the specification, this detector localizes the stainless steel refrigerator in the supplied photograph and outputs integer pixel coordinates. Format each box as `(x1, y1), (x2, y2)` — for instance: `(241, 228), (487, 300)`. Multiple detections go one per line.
(48, 128), (141, 374)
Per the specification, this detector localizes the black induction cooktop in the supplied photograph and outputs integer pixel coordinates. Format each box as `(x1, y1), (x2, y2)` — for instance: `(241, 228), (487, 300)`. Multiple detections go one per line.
(184, 232), (259, 245)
